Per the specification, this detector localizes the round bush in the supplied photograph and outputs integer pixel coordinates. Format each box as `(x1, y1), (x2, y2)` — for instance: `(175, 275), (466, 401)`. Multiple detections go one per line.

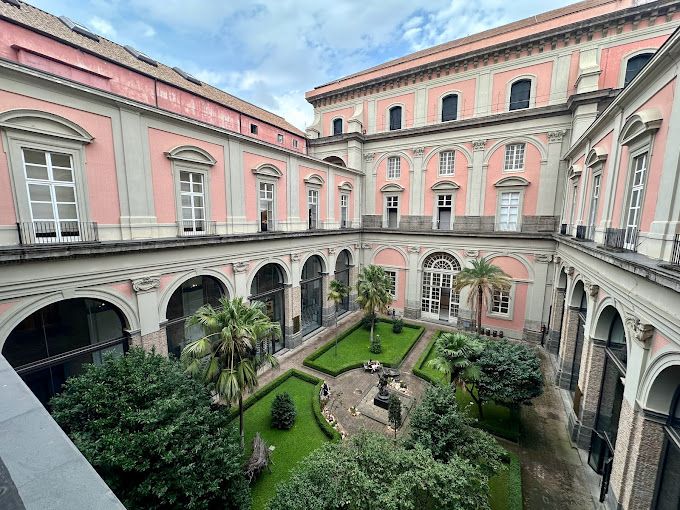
(392, 318), (404, 334)
(271, 392), (297, 429)
(362, 313), (376, 331)
(369, 334), (382, 354)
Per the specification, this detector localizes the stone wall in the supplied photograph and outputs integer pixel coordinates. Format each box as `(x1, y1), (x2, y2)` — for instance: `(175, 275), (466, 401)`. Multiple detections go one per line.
(139, 328), (168, 357)
(557, 306), (580, 389)
(547, 288), (566, 355)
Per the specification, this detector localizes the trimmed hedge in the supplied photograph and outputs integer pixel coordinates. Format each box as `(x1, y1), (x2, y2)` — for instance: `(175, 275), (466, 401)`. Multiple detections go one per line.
(489, 452), (523, 510)
(412, 332), (444, 386)
(229, 369), (341, 442)
(303, 318), (425, 377)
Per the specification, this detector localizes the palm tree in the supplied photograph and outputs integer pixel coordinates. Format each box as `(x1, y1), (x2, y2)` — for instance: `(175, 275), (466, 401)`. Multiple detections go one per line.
(453, 258), (511, 335)
(181, 296), (280, 448)
(356, 265), (393, 348)
(327, 279), (349, 356)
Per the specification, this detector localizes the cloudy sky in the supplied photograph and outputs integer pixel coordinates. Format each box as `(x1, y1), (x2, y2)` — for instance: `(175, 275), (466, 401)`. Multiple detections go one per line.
(28, 0), (573, 130)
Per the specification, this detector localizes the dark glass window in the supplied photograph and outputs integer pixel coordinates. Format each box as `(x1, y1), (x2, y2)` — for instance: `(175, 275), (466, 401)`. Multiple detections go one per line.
(509, 79), (531, 110)
(250, 123), (258, 134)
(301, 256), (323, 336)
(250, 264), (286, 354)
(441, 94), (458, 122)
(334, 250), (351, 314)
(333, 118), (343, 135)
(389, 106), (402, 131)
(624, 53), (653, 87)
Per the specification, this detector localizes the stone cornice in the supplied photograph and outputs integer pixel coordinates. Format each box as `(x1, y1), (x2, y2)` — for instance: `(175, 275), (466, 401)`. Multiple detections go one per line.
(307, 1), (678, 106)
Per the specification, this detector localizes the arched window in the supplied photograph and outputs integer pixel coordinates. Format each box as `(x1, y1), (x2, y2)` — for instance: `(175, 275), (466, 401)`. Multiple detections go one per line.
(332, 118), (343, 136)
(250, 263), (286, 354)
(421, 253), (461, 323)
(509, 79), (531, 110)
(2, 298), (128, 406)
(334, 250), (352, 314)
(441, 94), (458, 122)
(301, 255), (324, 336)
(624, 53), (653, 87)
(166, 276), (224, 357)
(389, 106), (402, 131)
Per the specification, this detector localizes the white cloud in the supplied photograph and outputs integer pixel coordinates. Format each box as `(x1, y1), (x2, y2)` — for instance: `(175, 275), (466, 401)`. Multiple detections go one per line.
(89, 16), (117, 38)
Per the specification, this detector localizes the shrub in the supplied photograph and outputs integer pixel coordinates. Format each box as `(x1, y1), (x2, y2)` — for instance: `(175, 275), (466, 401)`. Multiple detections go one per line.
(271, 392), (297, 429)
(392, 318), (404, 334)
(369, 332), (382, 354)
(361, 312), (376, 330)
(50, 348), (250, 510)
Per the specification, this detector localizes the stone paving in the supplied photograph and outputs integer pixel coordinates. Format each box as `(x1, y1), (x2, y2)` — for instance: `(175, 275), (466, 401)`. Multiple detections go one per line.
(255, 317), (601, 510)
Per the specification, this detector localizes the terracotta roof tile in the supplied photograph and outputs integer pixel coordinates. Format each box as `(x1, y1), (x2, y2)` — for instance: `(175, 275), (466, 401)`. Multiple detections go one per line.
(0, 0), (305, 136)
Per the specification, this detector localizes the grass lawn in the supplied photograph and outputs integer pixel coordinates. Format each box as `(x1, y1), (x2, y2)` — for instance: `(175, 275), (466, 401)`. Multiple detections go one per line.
(414, 334), (521, 442)
(305, 320), (424, 375)
(242, 375), (330, 510)
(489, 452), (523, 510)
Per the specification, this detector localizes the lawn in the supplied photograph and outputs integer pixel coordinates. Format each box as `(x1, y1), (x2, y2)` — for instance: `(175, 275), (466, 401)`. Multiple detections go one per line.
(489, 452), (523, 510)
(413, 333), (521, 442)
(241, 373), (332, 510)
(304, 320), (425, 376)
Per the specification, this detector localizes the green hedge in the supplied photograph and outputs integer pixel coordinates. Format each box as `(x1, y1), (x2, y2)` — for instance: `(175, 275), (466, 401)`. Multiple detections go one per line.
(412, 332), (444, 386)
(228, 369), (340, 442)
(303, 318), (425, 377)
(489, 452), (523, 510)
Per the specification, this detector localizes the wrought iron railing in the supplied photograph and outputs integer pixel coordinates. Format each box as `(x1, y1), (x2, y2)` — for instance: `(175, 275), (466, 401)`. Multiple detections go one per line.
(17, 221), (98, 245)
(575, 225), (594, 241)
(560, 223), (568, 235)
(177, 220), (216, 237)
(604, 227), (637, 252)
(259, 219), (278, 232)
(671, 233), (680, 265)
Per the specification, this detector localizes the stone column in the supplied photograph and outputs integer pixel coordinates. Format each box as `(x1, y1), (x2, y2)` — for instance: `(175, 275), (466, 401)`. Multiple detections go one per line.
(349, 262), (359, 311)
(608, 400), (666, 510)
(468, 140), (486, 215)
(321, 271), (334, 327)
(556, 305), (580, 389)
(410, 147), (425, 217)
(536, 130), (567, 216)
(232, 261), (250, 298)
(131, 276), (167, 356)
(363, 153), (376, 217)
(523, 253), (551, 343)
(547, 287), (566, 355)
(404, 245), (421, 319)
(571, 338), (605, 449)
(285, 284), (302, 349)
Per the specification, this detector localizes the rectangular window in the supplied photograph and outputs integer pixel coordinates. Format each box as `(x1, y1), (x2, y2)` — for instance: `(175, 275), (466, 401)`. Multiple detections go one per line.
(277, 134), (284, 144)
(23, 148), (80, 242)
(386, 195), (399, 228)
(179, 171), (205, 233)
(293, 139), (298, 148)
(250, 123), (258, 134)
(439, 151), (455, 175)
(625, 153), (647, 249)
(308, 189), (319, 229)
(492, 289), (510, 314)
(436, 194), (453, 230)
(504, 143), (526, 171)
(259, 182), (274, 231)
(498, 191), (520, 231)
(387, 156), (401, 179)
(588, 174), (601, 228)
(385, 270), (397, 298)
(340, 194), (349, 227)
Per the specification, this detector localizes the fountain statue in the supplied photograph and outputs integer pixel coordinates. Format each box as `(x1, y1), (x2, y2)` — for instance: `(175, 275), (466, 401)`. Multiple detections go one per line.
(373, 369), (391, 409)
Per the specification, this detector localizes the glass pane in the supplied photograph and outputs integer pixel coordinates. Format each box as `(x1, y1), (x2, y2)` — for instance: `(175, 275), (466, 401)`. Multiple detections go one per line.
(192, 182), (202, 192)
(57, 203), (78, 219)
(25, 165), (49, 180)
(50, 153), (72, 168)
(181, 195), (191, 207)
(28, 184), (51, 201)
(54, 186), (76, 202)
(23, 149), (47, 165)
(180, 171), (190, 182)
(52, 168), (73, 182)
(182, 208), (192, 220)
(194, 208), (204, 219)
(180, 182), (190, 192)
(193, 195), (204, 208)
(31, 202), (54, 219)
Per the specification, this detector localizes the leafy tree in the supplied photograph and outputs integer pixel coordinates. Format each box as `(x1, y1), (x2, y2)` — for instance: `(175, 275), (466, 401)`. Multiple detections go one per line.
(267, 431), (490, 510)
(181, 296), (280, 447)
(271, 392), (297, 429)
(356, 265), (393, 348)
(388, 393), (402, 440)
(426, 332), (483, 387)
(407, 385), (506, 477)
(50, 348), (250, 510)
(328, 279), (350, 356)
(453, 258), (511, 335)
(474, 340), (543, 411)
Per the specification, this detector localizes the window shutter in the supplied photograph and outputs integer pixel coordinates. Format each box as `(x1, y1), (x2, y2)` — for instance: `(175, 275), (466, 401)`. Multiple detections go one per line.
(441, 95), (458, 121)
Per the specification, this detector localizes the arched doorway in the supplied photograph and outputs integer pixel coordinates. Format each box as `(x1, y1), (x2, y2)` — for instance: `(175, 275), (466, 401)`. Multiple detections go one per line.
(334, 250), (351, 315)
(301, 255), (324, 336)
(2, 298), (129, 406)
(654, 382), (680, 509)
(250, 263), (286, 354)
(421, 252), (460, 323)
(166, 275), (225, 358)
(569, 281), (588, 393)
(588, 308), (627, 501)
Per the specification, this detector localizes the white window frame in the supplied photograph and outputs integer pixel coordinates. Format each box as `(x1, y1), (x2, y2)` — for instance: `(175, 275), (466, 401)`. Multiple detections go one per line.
(177, 169), (208, 234)
(387, 156), (401, 179)
(497, 190), (522, 232)
(385, 103), (404, 131)
(619, 49), (656, 88)
(504, 143), (526, 172)
(439, 91), (461, 122)
(384, 194), (400, 228)
(340, 193), (349, 227)
(277, 134), (284, 144)
(307, 187), (320, 229)
(258, 180), (276, 231)
(588, 172), (601, 229)
(434, 193), (454, 230)
(488, 284), (516, 320)
(438, 150), (455, 176)
(623, 150), (648, 249)
(383, 269), (397, 298)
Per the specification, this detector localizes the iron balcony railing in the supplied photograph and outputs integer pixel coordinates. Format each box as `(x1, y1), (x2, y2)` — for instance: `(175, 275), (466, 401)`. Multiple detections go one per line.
(604, 227), (638, 252)
(17, 221), (98, 245)
(560, 223), (568, 235)
(177, 220), (216, 237)
(340, 219), (353, 228)
(575, 225), (595, 241)
(671, 233), (680, 265)
(259, 219), (278, 233)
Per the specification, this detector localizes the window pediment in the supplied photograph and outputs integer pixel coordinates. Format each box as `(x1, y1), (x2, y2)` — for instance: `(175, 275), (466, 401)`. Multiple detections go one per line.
(585, 147), (608, 167)
(380, 183), (405, 193)
(568, 164), (582, 180)
(431, 180), (460, 191)
(621, 109), (662, 146)
(304, 173), (325, 186)
(494, 176), (529, 188)
(166, 145), (217, 166)
(252, 164), (283, 178)
(0, 109), (93, 143)
(338, 181), (353, 192)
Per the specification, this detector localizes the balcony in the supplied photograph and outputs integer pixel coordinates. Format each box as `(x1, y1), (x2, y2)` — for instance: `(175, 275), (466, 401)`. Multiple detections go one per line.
(603, 227), (638, 252)
(575, 225), (595, 241)
(17, 221), (99, 245)
(671, 233), (680, 266)
(177, 220), (217, 237)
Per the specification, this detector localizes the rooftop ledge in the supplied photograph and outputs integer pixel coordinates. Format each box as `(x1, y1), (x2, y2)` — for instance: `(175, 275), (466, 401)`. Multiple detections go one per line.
(554, 233), (680, 293)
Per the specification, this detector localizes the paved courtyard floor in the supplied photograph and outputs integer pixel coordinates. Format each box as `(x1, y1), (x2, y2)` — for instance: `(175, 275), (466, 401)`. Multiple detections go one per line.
(256, 314), (601, 510)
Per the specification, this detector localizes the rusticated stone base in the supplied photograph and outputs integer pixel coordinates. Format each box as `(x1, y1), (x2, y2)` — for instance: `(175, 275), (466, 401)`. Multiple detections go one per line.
(138, 328), (168, 357)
